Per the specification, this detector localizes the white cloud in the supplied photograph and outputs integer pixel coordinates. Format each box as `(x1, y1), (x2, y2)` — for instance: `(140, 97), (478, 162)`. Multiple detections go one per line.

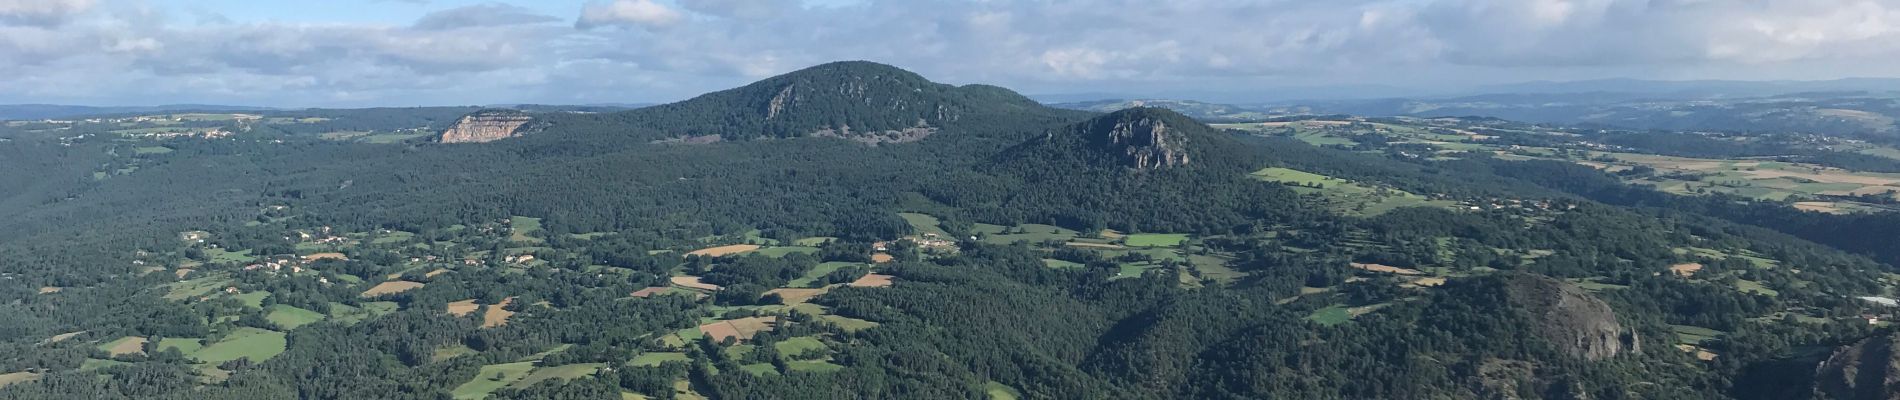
(9, 0), (1900, 106)
(577, 0), (683, 30)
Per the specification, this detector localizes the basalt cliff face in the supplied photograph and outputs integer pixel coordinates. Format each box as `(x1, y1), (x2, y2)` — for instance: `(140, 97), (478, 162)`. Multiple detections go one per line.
(1500, 274), (1640, 361)
(440, 111), (534, 143)
(1816, 332), (1900, 400)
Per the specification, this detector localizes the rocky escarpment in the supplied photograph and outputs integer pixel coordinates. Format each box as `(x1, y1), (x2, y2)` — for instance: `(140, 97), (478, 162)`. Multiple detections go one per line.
(439, 110), (533, 143)
(1816, 332), (1900, 400)
(1074, 107), (1196, 169)
(1499, 274), (1640, 361)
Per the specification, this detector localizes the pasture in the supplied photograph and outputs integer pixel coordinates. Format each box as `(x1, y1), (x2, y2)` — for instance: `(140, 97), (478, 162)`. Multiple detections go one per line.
(193, 327), (287, 364)
(508, 216), (544, 244)
(898, 213), (951, 238)
(630, 352), (690, 367)
(99, 336), (148, 356)
(266, 305), (326, 330)
(451, 361), (537, 399)
(1124, 233), (1189, 247)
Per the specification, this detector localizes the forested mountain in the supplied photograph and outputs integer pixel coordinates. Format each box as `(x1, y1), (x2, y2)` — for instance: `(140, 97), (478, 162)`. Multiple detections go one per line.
(2, 62), (1900, 399)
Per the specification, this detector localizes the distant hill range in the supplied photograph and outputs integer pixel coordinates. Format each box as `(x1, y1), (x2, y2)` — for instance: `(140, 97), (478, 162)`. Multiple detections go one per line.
(0, 104), (277, 120)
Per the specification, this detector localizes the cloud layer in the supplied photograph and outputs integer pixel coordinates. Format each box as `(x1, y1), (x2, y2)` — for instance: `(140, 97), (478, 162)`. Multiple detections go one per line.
(5, 0), (1900, 106)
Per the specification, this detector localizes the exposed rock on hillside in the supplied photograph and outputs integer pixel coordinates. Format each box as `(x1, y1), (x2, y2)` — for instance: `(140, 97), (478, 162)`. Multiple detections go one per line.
(1815, 332), (1900, 400)
(1078, 108), (1193, 169)
(440, 110), (533, 143)
(1497, 274), (1640, 361)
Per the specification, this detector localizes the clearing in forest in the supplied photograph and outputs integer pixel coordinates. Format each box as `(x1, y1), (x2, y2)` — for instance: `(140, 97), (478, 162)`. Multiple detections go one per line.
(361, 281), (425, 297)
(509, 363), (603, 389)
(699, 316), (777, 343)
(898, 213), (951, 238)
(42, 331), (85, 345)
(0, 372), (40, 389)
(1125, 233), (1189, 247)
(1670, 263), (1704, 277)
(870, 253), (895, 263)
(686, 244), (760, 257)
(37, 287), (61, 294)
(99, 336), (148, 356)
(193, 327), (287, 364)
(266, 305), (326, 330)
(1350, 262), (1425, 276)
(302, 252), (348, 261)
(630, 352), (690, 367)
(483, 298), (516, 328)
(450, 361), (537, 399)
(670, 276), (723, 291)
(508, 216), (545, 243)
(765, 288), (828, 304)
(849, 274), (895, 288)
(447, 299), (481, 316)
(754, 246), (820, 258)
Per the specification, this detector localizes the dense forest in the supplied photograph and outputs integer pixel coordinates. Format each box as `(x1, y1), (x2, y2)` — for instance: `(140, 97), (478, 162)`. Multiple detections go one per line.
(1, 62), (1898, 399)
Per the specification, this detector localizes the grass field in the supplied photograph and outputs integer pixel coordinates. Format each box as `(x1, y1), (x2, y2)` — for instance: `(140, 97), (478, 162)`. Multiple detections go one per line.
(134, 146), (174, 155)
(98, 336), (147, 356)
(898, 213), (951, 238)
(329, 301), (399, 324)
(234, 291), (270, 309)
(630, 352), (691, 367)
(774, 336), (827, 357)
(267, 305), (326, 330)
(510, 363), (603, 389)
(740, 363), (780, 376)
(204, 248), (256, 263)
(1306, 305), (1352, 326)
(509, 216), (544, 244)
(1736, 280), (1780, 296)
(1671, 325), (1724, 344)
(985, 381), (1023, 400)
(0, 372), (40, 389)
(194, 327), (286, 364)
(157, 338), (203, 355)
(790, 261), (860, 287)
(786, 360), (845, 373)
(822, 315), (880, 332)
(1042, 259), (1084, 269)
(792, 237), (838, 246)
(1124, 233), (1189, 247)
(164, 273), (233, 300)
(451, 362), (537, 399)
(1251, 167), (1456, 216)
(979, 224), (1080, 245)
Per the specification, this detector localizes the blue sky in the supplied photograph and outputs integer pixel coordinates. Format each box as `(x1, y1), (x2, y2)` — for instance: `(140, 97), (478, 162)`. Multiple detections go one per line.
(4, 0), (1900, 107)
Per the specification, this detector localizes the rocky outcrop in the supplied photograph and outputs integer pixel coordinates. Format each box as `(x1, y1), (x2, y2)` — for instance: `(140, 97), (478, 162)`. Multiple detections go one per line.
(1816, 332), (1900, 400)
(810, 120), (937, 145)
(440, 110), (533, 143)
(1077, 108), (1195, 169)
(1499, 274), (1640, 361)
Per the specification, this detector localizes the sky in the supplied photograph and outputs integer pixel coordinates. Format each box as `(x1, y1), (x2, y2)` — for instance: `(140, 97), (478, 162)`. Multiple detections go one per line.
(3, 0), (1900, 107)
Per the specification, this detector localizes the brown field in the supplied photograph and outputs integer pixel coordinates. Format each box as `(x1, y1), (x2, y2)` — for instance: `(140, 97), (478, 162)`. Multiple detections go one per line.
(37, 287), (61, 294)
(425, 268), (452, 278)
(631, 287), (671, 298)
(1671, 263), (1705, 277)
(482, 298), (516, 328)
(175, 269), (194, 279)
(1350, 263), (1424, 276)
(1676, 344), (1719, 361)
(104, 336), (148, 356)
(870, 253), (895, 263)
(446, 299), (480, 316)
(699, 316), (777, 343)
(1099, 229), (1127, 240)
(303, 252), (348, 261)
(849, 274), (895, 288)
(687, 244), (760, 257)
(765, 288), (828, 304)
(1407, 277), (1448, 287)
(361, 281), (425, 297)
(1793, 202), (1845, 214)
(670, 276), (723, 291)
